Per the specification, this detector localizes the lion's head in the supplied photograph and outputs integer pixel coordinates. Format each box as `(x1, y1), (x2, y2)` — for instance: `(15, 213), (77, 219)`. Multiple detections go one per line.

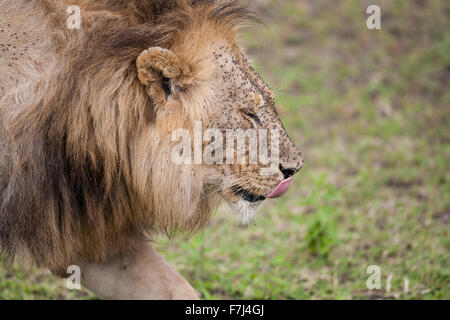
(0, 0), (302, 270)
(135, 31), (303, 224)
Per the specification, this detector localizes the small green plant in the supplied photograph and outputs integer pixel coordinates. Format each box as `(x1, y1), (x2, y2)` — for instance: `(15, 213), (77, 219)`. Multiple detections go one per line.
(306, 213), (336, 258)
(303, 174), (339, 259)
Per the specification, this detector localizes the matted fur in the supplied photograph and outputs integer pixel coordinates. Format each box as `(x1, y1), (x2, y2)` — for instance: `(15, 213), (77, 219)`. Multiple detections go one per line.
(0, 0), (256, 271)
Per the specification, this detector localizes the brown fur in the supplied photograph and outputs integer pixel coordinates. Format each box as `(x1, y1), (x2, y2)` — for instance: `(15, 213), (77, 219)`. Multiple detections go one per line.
(0, 0), (302, 273)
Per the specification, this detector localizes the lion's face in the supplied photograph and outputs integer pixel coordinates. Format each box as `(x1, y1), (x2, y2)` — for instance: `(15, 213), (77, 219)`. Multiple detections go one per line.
(205, 43), (303, 222)
(137, 34), (302, 223)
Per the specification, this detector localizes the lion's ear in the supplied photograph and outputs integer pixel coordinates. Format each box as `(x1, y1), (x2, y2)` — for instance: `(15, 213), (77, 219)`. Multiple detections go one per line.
(136, 47), (191, 108)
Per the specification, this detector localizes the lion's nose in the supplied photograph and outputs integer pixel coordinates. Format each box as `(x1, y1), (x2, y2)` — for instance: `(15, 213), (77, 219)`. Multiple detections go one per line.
(279, 160), (304, 180)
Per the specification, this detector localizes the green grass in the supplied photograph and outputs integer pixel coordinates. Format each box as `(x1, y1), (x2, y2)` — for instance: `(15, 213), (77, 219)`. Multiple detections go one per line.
(1, 0), (449, 299)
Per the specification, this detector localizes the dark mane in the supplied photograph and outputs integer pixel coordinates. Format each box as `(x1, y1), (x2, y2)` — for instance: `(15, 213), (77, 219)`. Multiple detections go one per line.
(105, 0), (256, 56)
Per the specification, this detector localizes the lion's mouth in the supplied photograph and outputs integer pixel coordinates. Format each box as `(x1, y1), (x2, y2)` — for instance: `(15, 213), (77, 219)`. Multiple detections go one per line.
(231, 185), (266, 203)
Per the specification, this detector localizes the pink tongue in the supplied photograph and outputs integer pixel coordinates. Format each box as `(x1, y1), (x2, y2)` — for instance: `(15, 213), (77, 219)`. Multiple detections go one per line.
(266, 177), (293, 199)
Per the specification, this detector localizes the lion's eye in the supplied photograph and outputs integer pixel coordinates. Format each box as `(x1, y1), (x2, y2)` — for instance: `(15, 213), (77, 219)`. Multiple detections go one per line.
(243, 110), (262, 126)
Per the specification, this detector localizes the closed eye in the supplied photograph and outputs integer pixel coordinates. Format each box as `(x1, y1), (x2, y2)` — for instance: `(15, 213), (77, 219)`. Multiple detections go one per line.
(243, 110), (262, 126)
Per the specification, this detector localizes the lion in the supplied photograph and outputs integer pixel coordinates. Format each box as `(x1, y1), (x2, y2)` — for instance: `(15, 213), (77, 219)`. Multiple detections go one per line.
(0, 0), (303, 299)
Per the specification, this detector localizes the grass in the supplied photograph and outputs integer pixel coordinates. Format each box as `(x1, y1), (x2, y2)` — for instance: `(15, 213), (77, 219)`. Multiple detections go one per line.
(1, 0), (449, 300)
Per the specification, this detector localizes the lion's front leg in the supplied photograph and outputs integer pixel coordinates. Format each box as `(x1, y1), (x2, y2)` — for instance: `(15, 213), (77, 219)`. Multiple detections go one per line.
(78, 241), (199, 300)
